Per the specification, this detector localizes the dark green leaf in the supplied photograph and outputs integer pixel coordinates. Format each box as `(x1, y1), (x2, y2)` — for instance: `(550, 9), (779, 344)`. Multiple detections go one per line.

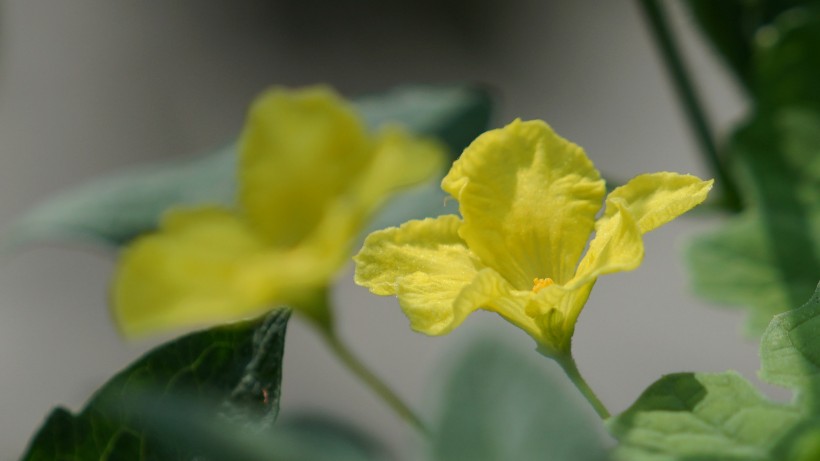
(21, 308), (290, 460)
(431, 339), (607, 461)
(755, 6), (820, 110)
(116, 396), (384, 461)
(7, 84), (492, 248)
(683, 0), (756, 91)
(683, 0), (819, 93)
(686, 108), (820, 335)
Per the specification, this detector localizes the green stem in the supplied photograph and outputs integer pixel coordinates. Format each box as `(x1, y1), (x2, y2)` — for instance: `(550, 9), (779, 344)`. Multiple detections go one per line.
(554, 354), (610, 419)
(319, 328), (431, 437)
(637, 0), (743, 212)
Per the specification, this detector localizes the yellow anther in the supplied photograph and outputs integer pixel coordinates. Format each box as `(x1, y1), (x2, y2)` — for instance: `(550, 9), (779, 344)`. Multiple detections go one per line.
(532, 277), (554, 293)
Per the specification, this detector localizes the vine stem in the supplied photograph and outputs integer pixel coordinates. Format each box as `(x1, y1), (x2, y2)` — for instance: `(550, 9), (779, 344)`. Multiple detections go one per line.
(636, 0), (742, 212)
(318, 328), (431, 437)
(554, 353), (610, 419)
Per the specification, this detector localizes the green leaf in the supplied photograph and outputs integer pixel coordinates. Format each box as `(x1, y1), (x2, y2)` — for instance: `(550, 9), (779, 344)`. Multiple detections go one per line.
(686, 108), (820, 335)
(683, 0), (755, 91)
(21, 308), (290, 460)
(112, 397), (384, 461)
(611, 286), (820, 460)
(755, 6), (820, 110)
(355, 84), (492, 158)
(760, 283), (820, 406)
(6, 146), (238, 249)
(608, 372), (802, 461)
(8, 84), (492, 248)
(431, 339), (607, 461)
(683, 0), (815, 93)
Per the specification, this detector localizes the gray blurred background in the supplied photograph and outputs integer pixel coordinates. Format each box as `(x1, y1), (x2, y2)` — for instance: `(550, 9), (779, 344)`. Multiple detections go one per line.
(0, 1), (757, 459)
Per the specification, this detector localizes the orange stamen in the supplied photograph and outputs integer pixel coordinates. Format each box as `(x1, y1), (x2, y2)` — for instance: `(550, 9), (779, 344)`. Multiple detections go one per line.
(532, 277), (554, 293)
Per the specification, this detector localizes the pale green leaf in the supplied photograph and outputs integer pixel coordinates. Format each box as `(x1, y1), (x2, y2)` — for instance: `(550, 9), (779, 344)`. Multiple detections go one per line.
(608, 372), (802, 461)
(7, 85), (491, 249)
(686, 108), (820, 335)
(760, 283), (820, 406)
(432, 339), (607, 461)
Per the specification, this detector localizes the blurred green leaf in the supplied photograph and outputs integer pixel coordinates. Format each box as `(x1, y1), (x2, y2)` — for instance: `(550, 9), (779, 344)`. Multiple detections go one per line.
(431, 339), (607, 461)
(684, 0), (756, 90)
(7, 146), (238, 250)
(686, 108), (820, 335)
(355, 84), (492, 158)
(608, 372), (802, 461)
(755, 6), (820, 110)
(683, 0), (817, 93)
(118, 397), (384, 461)
(21, 308), (290, 460)
(7, 84), (492, 249)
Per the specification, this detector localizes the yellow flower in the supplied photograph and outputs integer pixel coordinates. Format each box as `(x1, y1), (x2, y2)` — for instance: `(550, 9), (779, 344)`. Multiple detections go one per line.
(113, 87), (444, 337)
(354, 119), (712, 356)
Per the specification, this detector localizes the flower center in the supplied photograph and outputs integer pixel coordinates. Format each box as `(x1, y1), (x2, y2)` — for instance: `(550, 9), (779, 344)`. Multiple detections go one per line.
(532, 277), (554, 293)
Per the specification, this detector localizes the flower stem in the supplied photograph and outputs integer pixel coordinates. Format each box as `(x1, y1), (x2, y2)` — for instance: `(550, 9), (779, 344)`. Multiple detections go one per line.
(554, 353), (610, 419)
(319, 328), (431, 437)
(636, 0), (742, 212)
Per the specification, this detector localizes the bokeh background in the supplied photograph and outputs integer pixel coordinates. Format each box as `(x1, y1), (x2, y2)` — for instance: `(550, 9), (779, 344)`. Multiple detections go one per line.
(0, 1), (757, 458)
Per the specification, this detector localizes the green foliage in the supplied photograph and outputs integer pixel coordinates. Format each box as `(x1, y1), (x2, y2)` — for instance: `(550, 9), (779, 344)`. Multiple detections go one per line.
(609, 285), (820, 461)
(755, 6), (820, 110)
(7, 84), (491, 248)
(687, 108), (820, 334)
(609, 372), (801, 461)
(105, 400), (384, 461)
(683, 0), (819, 92)
(21, 309), (290, 460)
(431, 339), (607, 461)
(684, 3), (820, 332)
(760, 283), (820, 407)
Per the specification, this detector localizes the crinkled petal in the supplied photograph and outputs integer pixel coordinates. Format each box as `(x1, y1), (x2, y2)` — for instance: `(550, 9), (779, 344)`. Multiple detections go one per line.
(442, 119), (605, 288)
(239, 86), (371, 247)
(603, 173), (713, 234)
(398, 267), (537, 336)
(354, 215), (478, 297)
(355, 216), (529, 335)
(112, 207), (277, 337)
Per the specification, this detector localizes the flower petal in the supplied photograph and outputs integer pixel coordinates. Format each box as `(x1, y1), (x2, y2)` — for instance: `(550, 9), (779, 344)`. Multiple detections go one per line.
(363, 126), (445, 196)
(354, 215), (544, 336)
(354, 215), (478, 296)
(239, 86), (371, 247)
(304, 127), (445, 263)
(572, 199), (644, 287)
(398, 267), (535, 336)
(354, 215), (488, 334)
(526, 199), (643, 330)
(112, 207), (276, 337)
(442, 119), (606, 288)
(603, 173), (713, 234)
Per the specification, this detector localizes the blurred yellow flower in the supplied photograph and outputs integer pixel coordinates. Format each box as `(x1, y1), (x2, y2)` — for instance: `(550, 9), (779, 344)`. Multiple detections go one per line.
(354, 119), (712, 355)
(113, 87), (444, 337)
